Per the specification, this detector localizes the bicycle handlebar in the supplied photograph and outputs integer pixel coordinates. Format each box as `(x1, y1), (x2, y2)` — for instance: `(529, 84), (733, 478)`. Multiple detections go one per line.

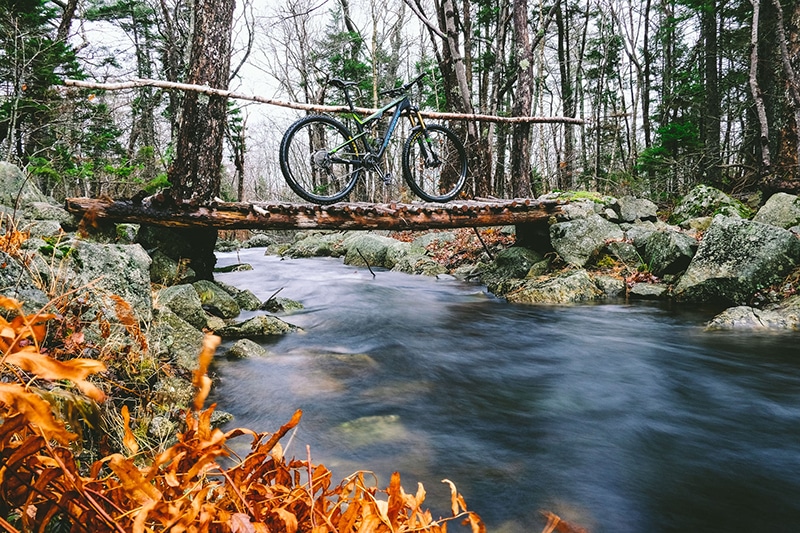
(327, 72), (429, 99)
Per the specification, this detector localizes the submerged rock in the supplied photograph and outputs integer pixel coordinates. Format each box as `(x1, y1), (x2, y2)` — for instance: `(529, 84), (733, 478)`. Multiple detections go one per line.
(225, 338), (270, 359)
(217, 314), (297, 337)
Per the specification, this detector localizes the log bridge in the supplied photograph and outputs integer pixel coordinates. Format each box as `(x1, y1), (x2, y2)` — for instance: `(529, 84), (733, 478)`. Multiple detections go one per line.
(65, 197), (565, 236)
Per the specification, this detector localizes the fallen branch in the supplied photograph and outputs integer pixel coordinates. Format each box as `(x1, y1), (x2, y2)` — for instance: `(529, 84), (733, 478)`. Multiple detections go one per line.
(63, 78), (585, 125)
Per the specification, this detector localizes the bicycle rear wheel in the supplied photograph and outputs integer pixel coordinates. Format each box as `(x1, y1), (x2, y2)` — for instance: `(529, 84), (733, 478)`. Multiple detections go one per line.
(279, 115), (363, 204)
(402, 124), (467, 202)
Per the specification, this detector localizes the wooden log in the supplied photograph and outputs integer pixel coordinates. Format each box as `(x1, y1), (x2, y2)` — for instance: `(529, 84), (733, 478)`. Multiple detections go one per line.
(65, 197), (564, 231)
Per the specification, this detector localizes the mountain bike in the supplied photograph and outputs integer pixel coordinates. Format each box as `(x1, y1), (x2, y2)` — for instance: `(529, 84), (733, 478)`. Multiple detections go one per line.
(278, 72), (468, 204)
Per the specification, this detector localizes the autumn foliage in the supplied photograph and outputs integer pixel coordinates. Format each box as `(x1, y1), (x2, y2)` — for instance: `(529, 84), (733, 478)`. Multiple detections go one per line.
(0, 296), (490, 532)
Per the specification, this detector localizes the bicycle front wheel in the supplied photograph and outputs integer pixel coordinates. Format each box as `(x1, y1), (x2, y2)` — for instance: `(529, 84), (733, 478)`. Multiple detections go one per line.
(279, 115), (363, 204)
(402, 124), (467, 203)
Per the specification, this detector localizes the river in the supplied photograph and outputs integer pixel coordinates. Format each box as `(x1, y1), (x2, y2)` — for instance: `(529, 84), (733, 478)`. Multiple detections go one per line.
(212, 247), (800, 532)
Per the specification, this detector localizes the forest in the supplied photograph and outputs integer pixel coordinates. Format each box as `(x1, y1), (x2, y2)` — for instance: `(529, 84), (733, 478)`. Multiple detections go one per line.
(1, 0), (799, 206)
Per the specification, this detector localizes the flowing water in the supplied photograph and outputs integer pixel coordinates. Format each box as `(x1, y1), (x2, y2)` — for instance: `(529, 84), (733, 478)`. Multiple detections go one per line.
(212, 248), (800, 532)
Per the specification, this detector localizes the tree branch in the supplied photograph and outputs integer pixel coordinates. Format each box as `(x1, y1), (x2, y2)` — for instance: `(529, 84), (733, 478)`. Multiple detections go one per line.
(63, 78), (585, 124)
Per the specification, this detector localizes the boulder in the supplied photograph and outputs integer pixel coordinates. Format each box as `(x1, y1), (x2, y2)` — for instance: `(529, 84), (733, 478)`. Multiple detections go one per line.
(673, 215), (800, 305)
(260, 297), (304, 313)
(604, 240), (644, 270)
(391, 253), (447, 276)
(550, 214), (625, 267)
(225, 338), (270, 359)
(192, 279), (240, 319)
(618, 196), (658, 222)
(25, 202), (76, 228)
(73, 242), (153, 321)
(629, 283), (669, 300)
(593, 275), (626, 298)
(491, 247), (544, 279)
(641, 229), (697, 276)
(670, 184), (751, 225)
(753, 192), (800, 229)
(216, 314), (297, 338)
(284, 231), (346, 257)
(342, 232), (397, 268)
(26, 220), (63, 238)
(242, 233), (273, 248)
(0, 251), (49, 313)
(155, 284), (208, 330)
(150, 250), (196, 285)
(705, 305), (799, 331)
(151, 307), (205, 371)
(504, 269), (603, 304)
(216, 281), (262, 311)
(0, 162), (48, 207)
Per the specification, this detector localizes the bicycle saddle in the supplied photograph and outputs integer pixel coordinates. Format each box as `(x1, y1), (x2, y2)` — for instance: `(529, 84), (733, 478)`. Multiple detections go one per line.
(329, 78), (357, 89)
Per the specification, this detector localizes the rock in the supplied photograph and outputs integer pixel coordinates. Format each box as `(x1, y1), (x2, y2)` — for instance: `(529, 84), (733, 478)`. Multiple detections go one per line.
(0, 162), (48, 207)
(137, 225), (217, 281)
(753, 192), (800, 229)
(641, 229), (697, 276)
(26, 220), (63, 238)
(622, 220), (662, 249)
(217, 314), (297, 338)
(670, 184), (752, 225)
(156, 284), (208, 330)
(152, 307), (205, 371)
(604, 240), (644, 270)
(115, 224), (140, 244)
(705, 306), (799, 331)
(618, 196), (658, 222)
(342, 233), (397, 268)
(383, 240), (418, 269)
(679, 216), (714, 236)
(216, 281), (262, 311)
(225, 338), (269, 359)
(215, 239), (241, 252)
(25, 202), (76, 228)
(192, 279), (240, 319)
(629, 283), (669, 299)
(550, 214), (625, 267)
(593, 275), (626, 298)
(284, 231), (346, 257)
(243, 233), (273, 248)
(0, 251), (49, 313)
(504, 269), (603, 304)
(150, 250), (196, 285)
(412, 231), (456, 249)
(391, 253), (447, 276)
(153, 375), (196, 409)
(260, 297), (304, 313)
(673, 215), (800, 305)
(214, 263), (253, 273)
(492, 247), (544, 279)
(73, 242), (153, 321)
(148, 416), (177, 441)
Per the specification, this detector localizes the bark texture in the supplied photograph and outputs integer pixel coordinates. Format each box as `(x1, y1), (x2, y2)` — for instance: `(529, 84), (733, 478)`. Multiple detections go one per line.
(168, 0), (235, 206)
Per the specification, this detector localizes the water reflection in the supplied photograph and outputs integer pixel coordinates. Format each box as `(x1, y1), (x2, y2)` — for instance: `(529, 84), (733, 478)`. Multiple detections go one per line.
(212, 249), (800, 532)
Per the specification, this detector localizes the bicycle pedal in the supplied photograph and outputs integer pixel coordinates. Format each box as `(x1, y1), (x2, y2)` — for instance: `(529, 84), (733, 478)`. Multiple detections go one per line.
(382, 173), (393, 185)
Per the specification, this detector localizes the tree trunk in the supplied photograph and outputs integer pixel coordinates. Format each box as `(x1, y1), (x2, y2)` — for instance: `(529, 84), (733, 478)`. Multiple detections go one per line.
(555, 0), (575, 190)
(702, 0), (721, 186)
(749, 0), (771, 175)
(168, 0), (235, 206)
(510, 0), (533, 197)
